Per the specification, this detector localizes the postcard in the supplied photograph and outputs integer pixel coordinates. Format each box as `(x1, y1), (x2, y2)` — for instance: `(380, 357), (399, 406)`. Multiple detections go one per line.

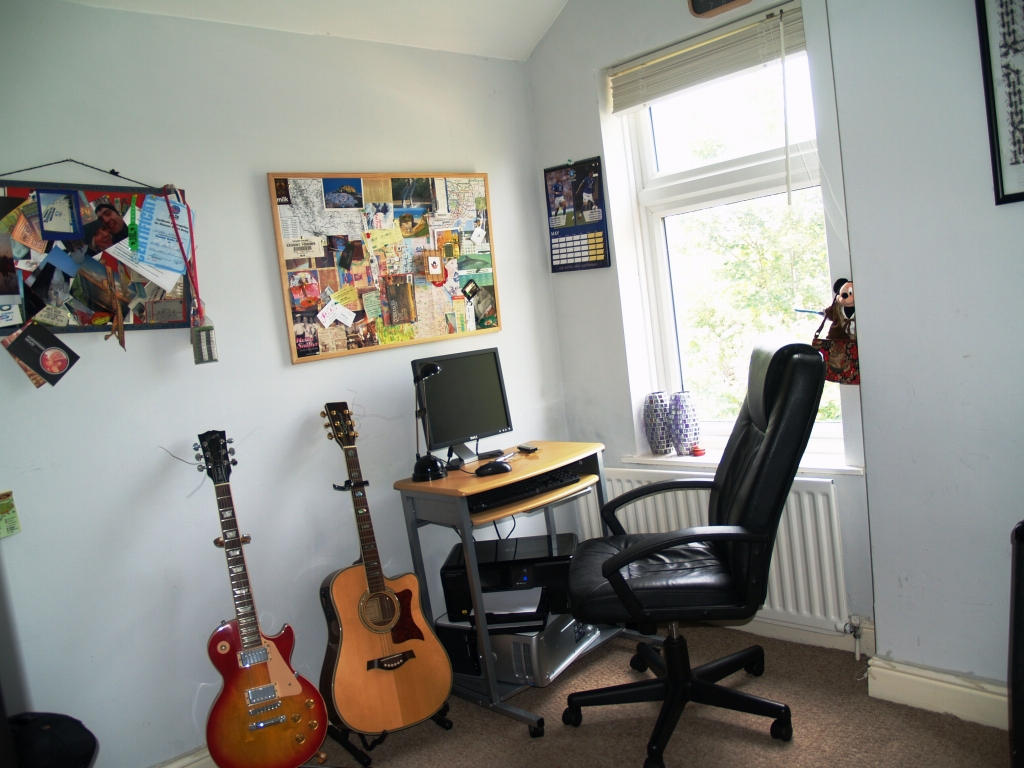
(331, 285), (359, 310)
(12, 213), (46, 252)
(1, 326), (45, 387)
(364, 227), (404, 252)
(0, 302), (22, 327)
(318, 299), (356, 328)
(37, 190), (83, 239)
(137, 195), (190, 273)
(44, 244), (81, 277)
(283, 235), (325, 262)
(323, 178), (363, 209)
(361, 290), (382, 320)
(5, 321), (79, 385)
(293, 311), (321, 358)
(0, 491), (20, 539)
(289, 271), (321, 310)
(104, 238), (181, 292)
(33, 304), (69, 327)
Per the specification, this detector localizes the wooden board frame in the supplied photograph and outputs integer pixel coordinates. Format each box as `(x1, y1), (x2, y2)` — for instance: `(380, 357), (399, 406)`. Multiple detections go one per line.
(267, 172), (501, 364)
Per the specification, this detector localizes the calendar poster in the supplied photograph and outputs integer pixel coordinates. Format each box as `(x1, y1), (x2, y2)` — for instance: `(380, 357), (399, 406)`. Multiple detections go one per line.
(543, 157), (610, 273)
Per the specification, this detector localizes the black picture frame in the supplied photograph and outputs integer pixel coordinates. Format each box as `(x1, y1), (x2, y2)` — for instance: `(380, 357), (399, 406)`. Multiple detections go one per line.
(976, 0), (1024, 205)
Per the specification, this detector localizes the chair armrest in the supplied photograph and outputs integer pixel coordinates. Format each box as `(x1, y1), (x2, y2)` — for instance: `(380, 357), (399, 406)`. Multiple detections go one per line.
(600, 525), (768, 578)
(600, 478), (717, 535)
(600, 525), (770, 623)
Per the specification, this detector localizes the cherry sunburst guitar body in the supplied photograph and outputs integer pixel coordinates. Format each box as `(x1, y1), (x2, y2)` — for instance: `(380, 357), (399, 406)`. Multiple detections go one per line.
(198, 430), (328, 768)
(319, 402), (452, 735)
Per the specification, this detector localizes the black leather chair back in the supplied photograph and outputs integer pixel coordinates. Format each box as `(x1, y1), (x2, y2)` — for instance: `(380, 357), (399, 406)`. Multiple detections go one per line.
(706, 342), (824, 603)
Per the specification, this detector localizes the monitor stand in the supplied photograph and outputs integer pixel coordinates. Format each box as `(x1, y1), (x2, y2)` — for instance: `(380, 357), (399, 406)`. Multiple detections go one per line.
(450, 442), (477, 465)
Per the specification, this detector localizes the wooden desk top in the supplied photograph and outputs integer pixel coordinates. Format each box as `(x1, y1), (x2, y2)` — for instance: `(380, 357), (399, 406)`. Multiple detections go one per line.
(393, 440), (604, 498)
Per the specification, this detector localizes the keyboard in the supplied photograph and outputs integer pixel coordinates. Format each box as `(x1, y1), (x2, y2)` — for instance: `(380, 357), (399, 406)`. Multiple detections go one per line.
(467, 467), (582, 513)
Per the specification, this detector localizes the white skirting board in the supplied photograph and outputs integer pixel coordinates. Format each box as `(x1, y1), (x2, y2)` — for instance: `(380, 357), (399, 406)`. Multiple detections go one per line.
(150, 746), (215, 768)
(867, 657), (1008, 730)
(721, 615), (876, 657)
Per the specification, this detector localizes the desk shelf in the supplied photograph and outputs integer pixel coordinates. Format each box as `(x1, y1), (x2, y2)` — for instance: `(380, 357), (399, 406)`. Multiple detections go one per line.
(468, 474), (598, 524)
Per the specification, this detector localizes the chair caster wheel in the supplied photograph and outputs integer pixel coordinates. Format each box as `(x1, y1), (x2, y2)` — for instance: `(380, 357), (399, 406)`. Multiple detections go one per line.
(561, 707), (582, 727)
(643, 756), (665, 768)
(745, 658), (765, 676)
(630, 654), (649, 673)
(770, 718), (793, 742)
(529, 721), (545, 738)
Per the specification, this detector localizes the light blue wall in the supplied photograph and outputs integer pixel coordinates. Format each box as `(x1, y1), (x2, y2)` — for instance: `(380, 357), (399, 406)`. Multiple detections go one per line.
(0, 2), (567, 765)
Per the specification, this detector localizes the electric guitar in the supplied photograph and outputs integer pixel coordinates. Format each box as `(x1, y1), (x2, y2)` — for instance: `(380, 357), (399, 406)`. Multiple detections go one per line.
(318, 403), (452, 734)
(198, 430), (328, 768)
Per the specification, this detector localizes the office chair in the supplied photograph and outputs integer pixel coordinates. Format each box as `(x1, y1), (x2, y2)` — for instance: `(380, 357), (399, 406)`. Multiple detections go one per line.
(561, 341), (825, 768)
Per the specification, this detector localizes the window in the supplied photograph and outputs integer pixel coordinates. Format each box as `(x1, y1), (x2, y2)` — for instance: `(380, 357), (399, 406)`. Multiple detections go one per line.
(611, 2), (843, 440)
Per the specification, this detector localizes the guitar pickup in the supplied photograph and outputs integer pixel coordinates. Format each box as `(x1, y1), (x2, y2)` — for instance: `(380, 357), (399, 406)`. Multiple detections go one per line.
(367, 650), (416, 671)
(245, 683), (278, 706)
(237, 644), (270, 668)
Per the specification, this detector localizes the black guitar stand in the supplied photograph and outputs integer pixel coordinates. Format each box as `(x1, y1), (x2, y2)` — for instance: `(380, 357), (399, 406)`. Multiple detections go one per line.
(321, 702), (452, 767)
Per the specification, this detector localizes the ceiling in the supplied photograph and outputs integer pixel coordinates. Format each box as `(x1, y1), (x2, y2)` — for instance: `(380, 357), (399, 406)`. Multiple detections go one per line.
(61, 0), (570, 61)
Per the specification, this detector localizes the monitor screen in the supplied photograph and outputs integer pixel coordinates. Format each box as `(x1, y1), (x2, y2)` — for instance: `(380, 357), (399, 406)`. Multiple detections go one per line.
(412, 348), (513, 451)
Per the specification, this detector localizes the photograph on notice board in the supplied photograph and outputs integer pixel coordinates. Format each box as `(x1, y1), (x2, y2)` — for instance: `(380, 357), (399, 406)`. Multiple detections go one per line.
(267, 172), (501, 363)
(544, 157), (610, 273)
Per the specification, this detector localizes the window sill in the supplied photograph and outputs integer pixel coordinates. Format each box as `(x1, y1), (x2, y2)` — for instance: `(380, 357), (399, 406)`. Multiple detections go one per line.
(622, 451), (865, 477)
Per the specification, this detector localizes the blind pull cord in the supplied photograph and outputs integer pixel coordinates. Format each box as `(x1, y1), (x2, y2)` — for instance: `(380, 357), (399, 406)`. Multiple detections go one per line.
(780, 9), (792, 205)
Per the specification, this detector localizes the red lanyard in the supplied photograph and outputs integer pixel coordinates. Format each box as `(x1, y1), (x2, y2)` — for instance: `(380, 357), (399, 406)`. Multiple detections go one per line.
(161, 187), (203, 325)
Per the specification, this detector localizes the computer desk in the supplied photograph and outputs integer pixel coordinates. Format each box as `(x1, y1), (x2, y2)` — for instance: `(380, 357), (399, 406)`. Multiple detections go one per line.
(395, 440), (648, 735)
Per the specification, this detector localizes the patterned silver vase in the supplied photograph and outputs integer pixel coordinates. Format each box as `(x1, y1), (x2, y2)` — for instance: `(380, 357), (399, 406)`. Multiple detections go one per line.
(642, 391), (673, 455)
(668, 391), (700, 456)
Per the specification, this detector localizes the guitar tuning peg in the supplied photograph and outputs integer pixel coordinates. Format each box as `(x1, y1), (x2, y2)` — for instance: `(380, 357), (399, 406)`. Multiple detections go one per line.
(240, 534), (251, 543)
(323, 422), (332, 430)
(227, 438), (234, 444)
(230, 459), (238, 466)
(195, 453), (203, 461)
(197, 464), (206, 472)
(326, 432), (335, 440)
(228, 448), (235, 455)
(352, 431), (359, 438)
(319, 411), (326, 418)
(193, 443), (200, 451)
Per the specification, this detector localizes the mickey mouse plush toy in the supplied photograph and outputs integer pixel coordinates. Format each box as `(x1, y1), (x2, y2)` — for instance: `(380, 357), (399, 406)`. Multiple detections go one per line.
(825, 278), (855, 340)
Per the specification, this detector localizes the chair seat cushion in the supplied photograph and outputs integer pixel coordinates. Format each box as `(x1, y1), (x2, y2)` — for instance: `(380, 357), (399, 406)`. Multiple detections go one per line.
(568, 534), (739, 624)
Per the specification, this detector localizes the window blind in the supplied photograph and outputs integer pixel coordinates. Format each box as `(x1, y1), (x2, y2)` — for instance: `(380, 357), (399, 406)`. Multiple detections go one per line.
(608, 3), (804, 114)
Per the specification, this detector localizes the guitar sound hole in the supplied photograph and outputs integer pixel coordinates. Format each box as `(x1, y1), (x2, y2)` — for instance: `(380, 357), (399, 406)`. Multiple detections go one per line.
(362, 592), (397, 628)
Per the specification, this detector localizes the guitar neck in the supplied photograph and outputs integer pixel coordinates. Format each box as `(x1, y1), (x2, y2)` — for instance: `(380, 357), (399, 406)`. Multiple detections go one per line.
(342, 446), (385, 593)
(213, 482), (261, 649)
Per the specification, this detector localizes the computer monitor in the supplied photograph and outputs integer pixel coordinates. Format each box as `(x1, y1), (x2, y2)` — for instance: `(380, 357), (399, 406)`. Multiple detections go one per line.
(411, 347), (513, 462)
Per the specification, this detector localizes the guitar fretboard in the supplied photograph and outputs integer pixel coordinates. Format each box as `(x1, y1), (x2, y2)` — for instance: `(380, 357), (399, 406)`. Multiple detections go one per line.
(343, 446), (385, 594)
(214, 483), (262, 650)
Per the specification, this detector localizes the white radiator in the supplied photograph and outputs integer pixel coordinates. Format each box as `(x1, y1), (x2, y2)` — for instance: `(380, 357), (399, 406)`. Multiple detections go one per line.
(577, 468), (848, 637)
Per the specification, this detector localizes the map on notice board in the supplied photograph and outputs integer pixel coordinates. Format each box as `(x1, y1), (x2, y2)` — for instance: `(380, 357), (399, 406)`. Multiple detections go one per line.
(543, 157), (610, 273)
(268, 173), (500, 364)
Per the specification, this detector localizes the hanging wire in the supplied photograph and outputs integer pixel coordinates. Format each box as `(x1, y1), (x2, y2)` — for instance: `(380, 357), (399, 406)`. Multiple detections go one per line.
(0, 158), (156, 188)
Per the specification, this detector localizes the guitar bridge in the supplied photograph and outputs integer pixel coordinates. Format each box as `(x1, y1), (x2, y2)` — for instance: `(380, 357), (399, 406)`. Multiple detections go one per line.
(367, 650), (416, 671)
(249, 715), (287, 730)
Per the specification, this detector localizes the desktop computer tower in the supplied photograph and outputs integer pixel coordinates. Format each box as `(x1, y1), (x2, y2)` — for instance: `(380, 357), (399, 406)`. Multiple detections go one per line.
(440, 533), (577, 621)
(435, 612), (600, 687)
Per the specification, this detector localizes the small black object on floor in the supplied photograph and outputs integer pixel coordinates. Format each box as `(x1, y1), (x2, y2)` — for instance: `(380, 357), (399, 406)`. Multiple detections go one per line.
(8, 712), (98, 768)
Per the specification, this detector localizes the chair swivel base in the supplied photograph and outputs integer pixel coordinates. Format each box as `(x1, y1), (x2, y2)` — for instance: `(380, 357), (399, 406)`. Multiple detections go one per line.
(561, 634), (792, 768)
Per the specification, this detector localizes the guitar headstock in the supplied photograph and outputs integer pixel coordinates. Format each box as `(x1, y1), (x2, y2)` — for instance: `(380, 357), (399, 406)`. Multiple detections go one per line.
(196, 430), (236, 482)
(321, 402), (358, 448)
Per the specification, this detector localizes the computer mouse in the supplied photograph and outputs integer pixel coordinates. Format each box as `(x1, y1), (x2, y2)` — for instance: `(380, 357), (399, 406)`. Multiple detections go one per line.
(475, 460), (512, 476)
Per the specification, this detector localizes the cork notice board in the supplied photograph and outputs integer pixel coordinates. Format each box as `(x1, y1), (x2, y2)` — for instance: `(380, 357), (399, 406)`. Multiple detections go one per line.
(268, 173), (500, 363)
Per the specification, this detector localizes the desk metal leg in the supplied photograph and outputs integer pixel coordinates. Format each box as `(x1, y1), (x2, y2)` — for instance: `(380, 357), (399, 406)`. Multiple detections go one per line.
(401, 495), (434, 624)
(544, 506), (557, 553)
(452, 505), (544, 734)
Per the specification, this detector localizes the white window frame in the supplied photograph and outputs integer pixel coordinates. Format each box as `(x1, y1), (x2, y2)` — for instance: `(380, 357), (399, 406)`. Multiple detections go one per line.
(612, 63), (859, 465)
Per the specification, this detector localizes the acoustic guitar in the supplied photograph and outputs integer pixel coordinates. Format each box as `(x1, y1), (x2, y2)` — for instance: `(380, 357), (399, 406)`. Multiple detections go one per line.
(198, 430), (328, 768)
(318, 402), (452, 734)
